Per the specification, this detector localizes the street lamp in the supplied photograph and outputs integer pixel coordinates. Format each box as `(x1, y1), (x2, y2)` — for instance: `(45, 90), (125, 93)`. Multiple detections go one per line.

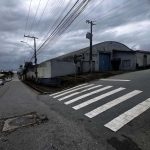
(20, 40), (38, 83)
(20, 41), (34, 50)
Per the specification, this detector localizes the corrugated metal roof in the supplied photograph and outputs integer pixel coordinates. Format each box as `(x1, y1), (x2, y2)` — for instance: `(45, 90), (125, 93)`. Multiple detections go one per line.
(55, 46), (89, 59)
(40, 41), (150, 64)
(41, 46), (89, 64)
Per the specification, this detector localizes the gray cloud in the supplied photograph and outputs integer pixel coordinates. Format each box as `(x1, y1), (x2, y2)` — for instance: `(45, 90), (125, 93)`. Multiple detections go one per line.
(0, 0), (150, 71)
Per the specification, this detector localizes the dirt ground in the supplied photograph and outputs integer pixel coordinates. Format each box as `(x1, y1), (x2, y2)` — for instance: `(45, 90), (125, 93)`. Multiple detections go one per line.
(23, 71), (129, 94)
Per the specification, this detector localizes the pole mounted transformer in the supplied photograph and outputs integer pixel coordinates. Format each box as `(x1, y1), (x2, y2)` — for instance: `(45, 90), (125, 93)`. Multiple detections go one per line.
(86, 20), (96, 72)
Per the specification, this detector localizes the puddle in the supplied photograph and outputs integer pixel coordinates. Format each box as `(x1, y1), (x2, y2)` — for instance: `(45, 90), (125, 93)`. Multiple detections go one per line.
(107, 135), (142, 150)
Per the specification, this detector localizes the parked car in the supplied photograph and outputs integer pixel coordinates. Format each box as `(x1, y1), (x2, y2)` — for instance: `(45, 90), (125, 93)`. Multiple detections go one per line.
(0, 79), (4, 85)
(5, 78), (12, 82)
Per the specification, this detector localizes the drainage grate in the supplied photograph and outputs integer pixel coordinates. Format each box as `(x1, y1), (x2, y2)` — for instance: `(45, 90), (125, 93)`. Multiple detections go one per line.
(2, 114), (38, 132)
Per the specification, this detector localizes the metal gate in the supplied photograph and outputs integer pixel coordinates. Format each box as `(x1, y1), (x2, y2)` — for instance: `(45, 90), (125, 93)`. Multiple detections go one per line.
(99, 53), (110, 71)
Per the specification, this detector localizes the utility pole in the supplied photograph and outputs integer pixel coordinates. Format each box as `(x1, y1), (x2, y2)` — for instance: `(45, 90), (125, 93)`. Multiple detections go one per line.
(24, 35), (38, 83)
(86, 20), (96, 72)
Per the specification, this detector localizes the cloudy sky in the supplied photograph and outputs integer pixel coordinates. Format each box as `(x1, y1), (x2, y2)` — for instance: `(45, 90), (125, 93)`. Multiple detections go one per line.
(0, 0), (150, 71)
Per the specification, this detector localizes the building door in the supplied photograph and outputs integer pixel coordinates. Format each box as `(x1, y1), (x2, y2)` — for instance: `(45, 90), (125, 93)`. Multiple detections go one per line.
(99, 53), (110, 71)
(143, 55), (147, 67)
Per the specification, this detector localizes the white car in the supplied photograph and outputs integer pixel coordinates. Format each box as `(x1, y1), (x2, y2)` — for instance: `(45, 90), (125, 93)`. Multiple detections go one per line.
(0, 79), (4, 85)
(5, 78), (12, 82)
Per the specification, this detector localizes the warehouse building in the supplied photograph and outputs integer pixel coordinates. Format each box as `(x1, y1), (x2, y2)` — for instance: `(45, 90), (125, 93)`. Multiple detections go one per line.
(26, 41), (150, 80)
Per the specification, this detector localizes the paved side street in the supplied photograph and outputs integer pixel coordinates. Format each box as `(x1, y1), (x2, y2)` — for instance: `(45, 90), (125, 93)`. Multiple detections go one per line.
(0, 74), (105, 150)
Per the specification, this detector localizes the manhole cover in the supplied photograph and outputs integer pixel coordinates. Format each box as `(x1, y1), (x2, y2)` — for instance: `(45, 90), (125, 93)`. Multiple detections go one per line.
(2, 114), (36, 132)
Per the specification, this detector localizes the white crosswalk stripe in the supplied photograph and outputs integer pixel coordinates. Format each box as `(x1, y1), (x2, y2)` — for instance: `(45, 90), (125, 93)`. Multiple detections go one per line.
(104, 98), (150, 132)
(53, 84), (94, 98)
(49, 83), (149, 131)
(100, 79), (130, 82)
(73, 87), (125, 110)
(50, 83), (88, 96)
(85, 90), (142, 118)
(65, 86), (113, 105)
(58, 85), (102, 101)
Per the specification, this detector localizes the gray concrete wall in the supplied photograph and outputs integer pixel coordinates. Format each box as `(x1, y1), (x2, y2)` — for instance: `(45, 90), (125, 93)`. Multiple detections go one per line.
(82, 61), (89, 72)
(136, 52), (150, 67)
(51, 59), (76, 77)
(113, 51), (136, 70)
(37, 61), (51, 78)
(82, 49), (99, 72)
(26, 67), (35, 78)
(89, 41), (132, 71)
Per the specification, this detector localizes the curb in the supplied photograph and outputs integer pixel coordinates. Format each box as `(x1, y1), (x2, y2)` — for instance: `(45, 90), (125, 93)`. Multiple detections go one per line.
(23, 82), (52, 94)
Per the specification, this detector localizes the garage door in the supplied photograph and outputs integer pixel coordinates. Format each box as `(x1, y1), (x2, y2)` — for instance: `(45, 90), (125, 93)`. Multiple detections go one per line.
(99, 53), (110, 71)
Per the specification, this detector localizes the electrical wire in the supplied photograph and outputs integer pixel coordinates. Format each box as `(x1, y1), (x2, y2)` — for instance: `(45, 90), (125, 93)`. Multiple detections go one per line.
(24, 0), (33, 35)
(67, 0), (105, 32)
(28, 0), (66, 62)
(30, 0), (90, 61)
(37, 0), (64, 36)
(37, 0), (80, 52)
(21, 0), (32, 65)
(94, 7), (150, 28)
(95, 0), (149, 23)
(93, 0), (139, 20)
(37, 0), (70, 50)
(28, 0), (42, 36)
(32, 0), (50, 35)
(36, 0), (65, 47)
(37, 0), (91, 54)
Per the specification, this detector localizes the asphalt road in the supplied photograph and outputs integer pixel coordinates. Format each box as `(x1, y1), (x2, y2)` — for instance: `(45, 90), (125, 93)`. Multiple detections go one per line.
(39, 69), (150, 150)
(0, 74), (105, 150)
(0, 70), (150, 150)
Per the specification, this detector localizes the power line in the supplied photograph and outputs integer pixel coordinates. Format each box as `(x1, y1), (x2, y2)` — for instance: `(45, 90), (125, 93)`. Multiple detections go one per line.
(28, 0), (42, 36)
(37, 0), (80, 52)
(28, 0), (66, 62)
(32, 0), (50, 35)
(21, 0), (33, 65)
(37, 0), (64, 35)
(95, 7), (150, 27)
(36, 0), (68, 49)
(95, 0), (149, 23)
(67, 0), (105, 32)
(38, 0), (91, 54)
(24, 0), (33, 35)
(93, 0), (139, 20)
(38, 1), (87, 52)
(30, 0), (91, 60)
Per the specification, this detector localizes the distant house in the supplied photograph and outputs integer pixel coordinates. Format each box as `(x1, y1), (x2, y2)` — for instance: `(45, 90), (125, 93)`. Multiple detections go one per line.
(26, 41), (150, 80)
(0, 74), (6, 80)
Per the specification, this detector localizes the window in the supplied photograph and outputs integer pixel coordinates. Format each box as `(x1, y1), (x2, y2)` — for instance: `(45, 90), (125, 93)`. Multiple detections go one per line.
(122, 60), (130, 67)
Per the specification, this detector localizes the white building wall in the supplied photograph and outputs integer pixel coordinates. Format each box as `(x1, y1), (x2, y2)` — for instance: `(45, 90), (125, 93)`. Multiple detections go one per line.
(136, 52), (150, 67)
(37, 61), (51, 78)
(28, 41), (138, 78)
(82, 49), (99, 72)
(51, 59), (76, 77)
(82, 61), (89, 72)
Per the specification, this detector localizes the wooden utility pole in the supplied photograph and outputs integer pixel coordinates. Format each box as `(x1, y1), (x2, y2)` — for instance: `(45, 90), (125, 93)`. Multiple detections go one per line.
(86, 20), (96, 72)
(24, 35), (38, 83)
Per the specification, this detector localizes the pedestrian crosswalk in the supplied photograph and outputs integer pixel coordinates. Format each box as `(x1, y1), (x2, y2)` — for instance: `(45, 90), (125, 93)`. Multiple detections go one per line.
(49, 83), (150, 132)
